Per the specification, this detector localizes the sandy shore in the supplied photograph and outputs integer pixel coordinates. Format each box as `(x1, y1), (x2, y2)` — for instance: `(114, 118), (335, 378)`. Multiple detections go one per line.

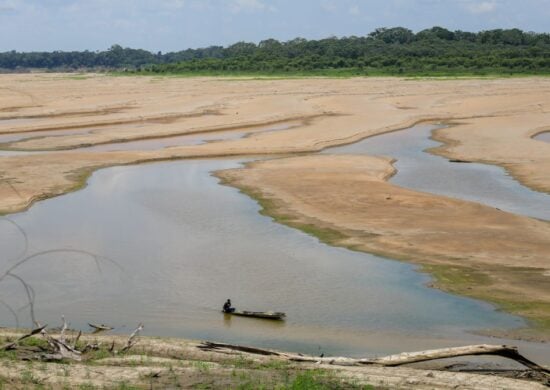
(1, 74), (549, 338)
(0, 329), (546, 389)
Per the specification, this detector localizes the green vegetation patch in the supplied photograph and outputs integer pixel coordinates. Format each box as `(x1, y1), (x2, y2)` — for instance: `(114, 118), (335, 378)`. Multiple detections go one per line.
(2, 27), (550, 77)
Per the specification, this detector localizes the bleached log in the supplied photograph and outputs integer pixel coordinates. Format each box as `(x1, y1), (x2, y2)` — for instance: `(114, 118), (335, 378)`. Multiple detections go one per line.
(38, 323), (81, 361)
(198, 341), (280, 356)
(197, 342), (549, 374)
(361, 344), (549, 372)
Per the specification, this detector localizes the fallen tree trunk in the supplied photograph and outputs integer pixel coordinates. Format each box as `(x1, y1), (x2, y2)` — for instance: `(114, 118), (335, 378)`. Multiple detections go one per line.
(198, 342), (549, 375)
(199, 341), (281, 356)
(361, 344), (549, 372)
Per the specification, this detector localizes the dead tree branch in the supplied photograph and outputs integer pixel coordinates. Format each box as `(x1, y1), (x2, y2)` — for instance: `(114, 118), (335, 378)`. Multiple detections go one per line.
(1, 325), (47, 351)
(120, 323), (143, 353)
(36, 322), (82, 361)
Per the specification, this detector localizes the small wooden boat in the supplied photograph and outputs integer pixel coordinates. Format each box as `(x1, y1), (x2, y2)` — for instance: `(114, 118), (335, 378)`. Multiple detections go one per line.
(226, 311), (286, 320)
(449, 159), (472, 163)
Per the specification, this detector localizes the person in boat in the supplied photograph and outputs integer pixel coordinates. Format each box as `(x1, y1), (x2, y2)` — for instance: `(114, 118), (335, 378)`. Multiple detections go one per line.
(223, 299), (235, 313)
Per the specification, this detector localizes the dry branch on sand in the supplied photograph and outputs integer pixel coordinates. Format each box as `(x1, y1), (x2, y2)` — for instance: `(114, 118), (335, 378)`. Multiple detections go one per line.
(1, 318), (144, 362)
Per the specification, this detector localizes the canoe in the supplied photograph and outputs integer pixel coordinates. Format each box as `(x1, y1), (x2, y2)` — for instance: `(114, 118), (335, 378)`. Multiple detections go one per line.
(227, 311), (286, 320)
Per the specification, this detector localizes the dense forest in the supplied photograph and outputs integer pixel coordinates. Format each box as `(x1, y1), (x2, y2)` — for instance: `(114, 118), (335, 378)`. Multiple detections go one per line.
(2, 27), (550, 75)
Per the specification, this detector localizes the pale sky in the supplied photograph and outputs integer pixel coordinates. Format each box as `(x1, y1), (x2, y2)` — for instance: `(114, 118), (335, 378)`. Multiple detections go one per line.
(1, 0), (549, 52)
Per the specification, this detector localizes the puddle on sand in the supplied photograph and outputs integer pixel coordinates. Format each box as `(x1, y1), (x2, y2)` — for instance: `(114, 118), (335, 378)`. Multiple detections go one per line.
(0, 122), (299, 153)
(68, 122), (300, 152)
(323, 124), (550, 221)
(0, 117), (39, 129)
(3, 159), (548, 362)
(534, 131), (550, 143)
(0, 127), (94, 144)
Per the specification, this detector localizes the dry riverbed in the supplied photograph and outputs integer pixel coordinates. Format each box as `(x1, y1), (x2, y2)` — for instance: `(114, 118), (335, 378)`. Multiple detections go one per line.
(1, 75), (550, 351)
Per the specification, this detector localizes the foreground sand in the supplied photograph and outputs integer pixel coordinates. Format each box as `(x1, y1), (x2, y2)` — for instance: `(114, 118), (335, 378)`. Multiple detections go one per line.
(0, 329), (546, 389)
(1, 74), (550, 338)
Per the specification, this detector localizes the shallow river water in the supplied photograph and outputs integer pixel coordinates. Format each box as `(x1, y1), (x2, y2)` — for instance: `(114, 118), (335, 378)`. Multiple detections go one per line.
(1, 125), (549, 361)
(324, 124), (550, 220)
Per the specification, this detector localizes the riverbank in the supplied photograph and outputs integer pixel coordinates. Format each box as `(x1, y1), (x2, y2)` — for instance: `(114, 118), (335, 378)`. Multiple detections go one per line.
(0, 329), (546, 389)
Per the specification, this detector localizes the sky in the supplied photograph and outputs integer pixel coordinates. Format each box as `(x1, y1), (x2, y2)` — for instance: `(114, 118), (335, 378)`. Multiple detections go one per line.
(0, 0), (549, 52)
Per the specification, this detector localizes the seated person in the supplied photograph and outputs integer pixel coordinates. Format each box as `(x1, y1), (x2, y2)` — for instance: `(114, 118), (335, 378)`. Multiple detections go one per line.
(223, 299), (235, 313)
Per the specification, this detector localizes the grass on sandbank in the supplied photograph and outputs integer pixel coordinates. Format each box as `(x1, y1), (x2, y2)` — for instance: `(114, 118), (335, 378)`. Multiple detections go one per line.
(111, 67), (550, 80)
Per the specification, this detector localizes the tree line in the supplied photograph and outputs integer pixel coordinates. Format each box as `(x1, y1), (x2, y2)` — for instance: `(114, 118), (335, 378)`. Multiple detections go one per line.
(1, 27), (549, 75)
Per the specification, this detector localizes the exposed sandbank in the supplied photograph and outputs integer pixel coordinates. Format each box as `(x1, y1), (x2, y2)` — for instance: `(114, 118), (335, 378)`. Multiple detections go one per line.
(2, 75), (550, 215)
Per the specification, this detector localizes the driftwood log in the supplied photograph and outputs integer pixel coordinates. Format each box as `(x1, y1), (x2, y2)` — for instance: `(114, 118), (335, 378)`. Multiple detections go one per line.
(198, 342), (549, 375)
(1, 318), (145, 362)
(38, 321), (82, 361)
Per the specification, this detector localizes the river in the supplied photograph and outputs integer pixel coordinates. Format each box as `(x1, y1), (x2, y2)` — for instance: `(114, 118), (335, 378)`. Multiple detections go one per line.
(1, 124), (549, 361)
